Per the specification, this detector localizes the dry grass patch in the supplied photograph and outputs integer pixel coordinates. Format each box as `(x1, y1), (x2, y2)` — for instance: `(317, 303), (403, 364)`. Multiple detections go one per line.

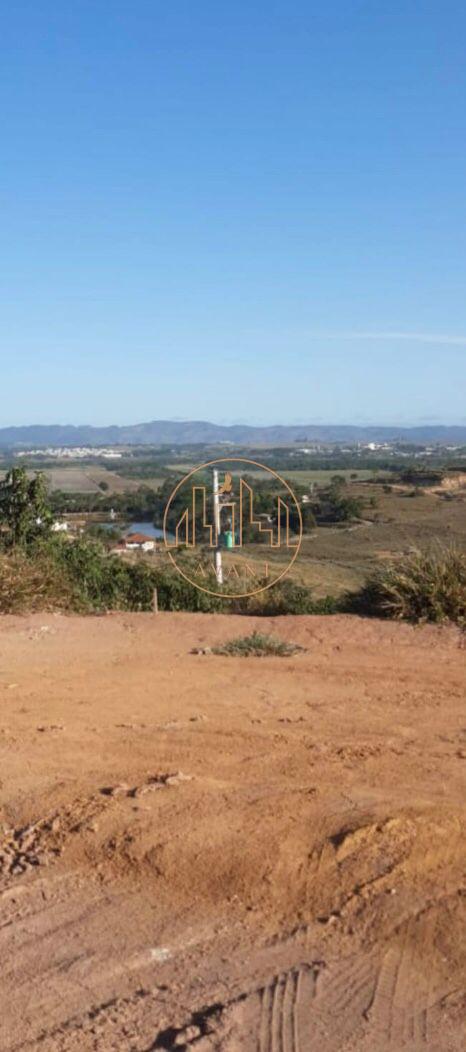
(212, 630), (306, 657)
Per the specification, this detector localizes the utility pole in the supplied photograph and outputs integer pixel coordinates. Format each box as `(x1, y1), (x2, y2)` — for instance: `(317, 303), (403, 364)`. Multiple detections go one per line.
(212, 469), (223, 586)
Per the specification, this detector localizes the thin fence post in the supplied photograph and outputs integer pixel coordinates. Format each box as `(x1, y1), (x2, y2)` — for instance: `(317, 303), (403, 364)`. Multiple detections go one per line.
(152, 588), (159, 614)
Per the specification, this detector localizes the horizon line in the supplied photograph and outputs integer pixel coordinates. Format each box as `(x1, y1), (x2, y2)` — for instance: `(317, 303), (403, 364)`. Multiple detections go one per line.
(0, 419), (465, 432)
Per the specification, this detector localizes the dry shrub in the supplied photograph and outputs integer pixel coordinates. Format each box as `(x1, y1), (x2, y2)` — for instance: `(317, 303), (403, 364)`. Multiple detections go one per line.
(0, 550), (71, 614)
(351, 545), (466, 624)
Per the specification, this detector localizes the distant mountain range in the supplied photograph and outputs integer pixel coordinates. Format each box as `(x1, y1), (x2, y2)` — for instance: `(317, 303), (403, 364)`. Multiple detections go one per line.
(0, 421), (465, 447)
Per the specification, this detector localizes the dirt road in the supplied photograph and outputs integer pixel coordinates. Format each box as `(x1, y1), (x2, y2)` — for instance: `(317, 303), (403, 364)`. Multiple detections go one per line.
(0, 612), (465, 1050)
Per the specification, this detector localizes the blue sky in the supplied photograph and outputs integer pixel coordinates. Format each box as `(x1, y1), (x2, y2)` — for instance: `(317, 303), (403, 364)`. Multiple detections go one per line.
(1, 1), (466, 426)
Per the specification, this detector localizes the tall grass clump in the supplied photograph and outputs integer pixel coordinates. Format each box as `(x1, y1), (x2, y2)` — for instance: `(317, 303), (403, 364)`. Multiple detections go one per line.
(349, 545), (466, 625)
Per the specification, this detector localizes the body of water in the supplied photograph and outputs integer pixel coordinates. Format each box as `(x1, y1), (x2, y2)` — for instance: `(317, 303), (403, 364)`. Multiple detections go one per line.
(98, 521), (175, 543)
(98, 520), (169, 539)
(124, 521), (165, 539)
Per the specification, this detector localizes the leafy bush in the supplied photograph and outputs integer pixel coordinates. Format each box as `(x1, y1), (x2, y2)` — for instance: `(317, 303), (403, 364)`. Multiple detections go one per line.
(0, 467), (53, 549)
(0, 538), (340, 617)
(212, 630), (305, 657)
(310, 594), (343, 614)
(312, 485), (365, 524)
(347, 546), (466, 624)
(151, 563), (224, 612)
(0, 538), (155, 614)
(234, 578), (316, 615)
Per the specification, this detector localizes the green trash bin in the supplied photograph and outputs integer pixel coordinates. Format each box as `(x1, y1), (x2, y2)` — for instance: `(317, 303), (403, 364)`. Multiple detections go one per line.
(224, 530), (234, 549)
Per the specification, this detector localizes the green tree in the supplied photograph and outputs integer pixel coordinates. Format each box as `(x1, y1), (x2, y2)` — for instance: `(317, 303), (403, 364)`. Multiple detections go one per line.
(313, 484), (365, 523)
(0, 467), (53, 549)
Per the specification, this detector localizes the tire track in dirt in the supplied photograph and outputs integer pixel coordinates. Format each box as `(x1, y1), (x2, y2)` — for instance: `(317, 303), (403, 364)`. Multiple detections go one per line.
(2, 798), (465, 1049)
(151, 926), (463, 1052)
(359, 900), (464, 1050)
(257, 966), (317, 1052)
(11, 890), (465, 1051)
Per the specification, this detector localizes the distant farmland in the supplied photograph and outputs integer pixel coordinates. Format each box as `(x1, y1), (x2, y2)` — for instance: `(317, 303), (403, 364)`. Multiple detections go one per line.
(0, 467), (146, 494)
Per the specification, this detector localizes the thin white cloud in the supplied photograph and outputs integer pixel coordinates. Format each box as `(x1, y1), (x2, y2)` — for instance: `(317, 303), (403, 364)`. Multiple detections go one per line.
(313, 331), (466, 346)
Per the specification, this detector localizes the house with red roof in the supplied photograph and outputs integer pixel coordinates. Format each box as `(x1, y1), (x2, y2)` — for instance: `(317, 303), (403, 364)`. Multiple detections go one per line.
(113, 532), (156, 553)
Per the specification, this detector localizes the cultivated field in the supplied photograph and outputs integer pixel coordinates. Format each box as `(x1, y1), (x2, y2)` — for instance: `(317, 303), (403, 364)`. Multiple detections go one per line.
(0, 612), (465, 1050)
(0, 467), (143, 494)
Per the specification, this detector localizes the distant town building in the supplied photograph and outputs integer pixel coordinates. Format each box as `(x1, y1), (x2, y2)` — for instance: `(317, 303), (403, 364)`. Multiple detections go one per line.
(15, 447), (123, 459)
(113, 532), (156, 553)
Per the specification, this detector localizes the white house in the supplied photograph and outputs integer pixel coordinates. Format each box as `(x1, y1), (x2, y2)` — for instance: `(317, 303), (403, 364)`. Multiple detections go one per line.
(114, 532), (156, 553)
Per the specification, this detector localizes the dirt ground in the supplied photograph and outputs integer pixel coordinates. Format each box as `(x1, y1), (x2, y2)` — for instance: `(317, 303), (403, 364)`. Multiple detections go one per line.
(0, 612), (465, 1051)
